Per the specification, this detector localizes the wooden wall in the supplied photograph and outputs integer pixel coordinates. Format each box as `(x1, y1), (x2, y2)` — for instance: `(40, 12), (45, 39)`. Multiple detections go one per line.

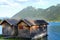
(18, 22), (30, 30)
(2, 22), (14, 36)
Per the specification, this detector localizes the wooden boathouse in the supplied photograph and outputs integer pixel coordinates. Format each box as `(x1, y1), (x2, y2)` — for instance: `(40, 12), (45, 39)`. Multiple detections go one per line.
(0, 19), (48, 39)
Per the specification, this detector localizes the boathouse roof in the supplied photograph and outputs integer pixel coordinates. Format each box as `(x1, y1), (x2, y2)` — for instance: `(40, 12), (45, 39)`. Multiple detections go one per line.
(0, 19), (48, 26)
(34, 20), (48, 26)
(17, 19), (34, 27)
(0, 19), (18, 26)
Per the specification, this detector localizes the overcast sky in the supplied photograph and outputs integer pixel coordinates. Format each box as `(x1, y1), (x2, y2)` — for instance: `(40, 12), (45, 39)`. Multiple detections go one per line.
(0, 0), (60, 18)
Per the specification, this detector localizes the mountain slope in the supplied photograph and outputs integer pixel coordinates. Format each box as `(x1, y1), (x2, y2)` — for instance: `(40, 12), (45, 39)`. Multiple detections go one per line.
(12, 4), (60, 21)
(12, 6), (44, 20)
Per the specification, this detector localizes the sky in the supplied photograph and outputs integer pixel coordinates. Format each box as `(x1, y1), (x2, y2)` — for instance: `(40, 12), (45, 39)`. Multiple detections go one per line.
(0, 0), (60, 18)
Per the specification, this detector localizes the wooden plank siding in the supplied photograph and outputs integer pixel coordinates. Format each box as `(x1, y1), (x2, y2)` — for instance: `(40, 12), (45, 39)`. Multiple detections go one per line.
(17, 21), (46, 38)
(2, 21), (16, 36)
(17, 22), (30, 38)
(2, 22), (12, 36)
(18, 22), (30, 30)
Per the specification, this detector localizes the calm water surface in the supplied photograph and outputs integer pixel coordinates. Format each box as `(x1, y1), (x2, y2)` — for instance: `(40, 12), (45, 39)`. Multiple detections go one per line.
(48, 22), (60, 40)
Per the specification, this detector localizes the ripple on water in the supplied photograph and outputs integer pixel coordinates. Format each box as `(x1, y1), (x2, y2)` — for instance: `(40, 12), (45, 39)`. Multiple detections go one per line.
(48, 22), (60, 40)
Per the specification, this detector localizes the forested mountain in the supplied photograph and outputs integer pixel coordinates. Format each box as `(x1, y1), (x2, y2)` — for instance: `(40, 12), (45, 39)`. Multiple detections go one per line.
(12, 4), (60, 21)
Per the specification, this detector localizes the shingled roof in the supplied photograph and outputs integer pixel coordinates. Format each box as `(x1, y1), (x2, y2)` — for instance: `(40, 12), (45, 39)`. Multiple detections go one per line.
(34, 20), (48, 26)
(17, 19), (34, 27)
(0, 19), (48, 26)
(0, 19), (18, 26)
(17, 19), (48, 27)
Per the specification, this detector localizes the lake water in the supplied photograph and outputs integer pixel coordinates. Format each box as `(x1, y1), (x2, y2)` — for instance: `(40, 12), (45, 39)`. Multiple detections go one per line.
(0, 26), (2, 34)
(48, 22), (60, 40)
(0, 22), (60, 40)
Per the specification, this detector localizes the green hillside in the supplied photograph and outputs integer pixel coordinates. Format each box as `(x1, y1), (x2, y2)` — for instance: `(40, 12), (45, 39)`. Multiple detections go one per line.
(12, 4), (60, 22)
